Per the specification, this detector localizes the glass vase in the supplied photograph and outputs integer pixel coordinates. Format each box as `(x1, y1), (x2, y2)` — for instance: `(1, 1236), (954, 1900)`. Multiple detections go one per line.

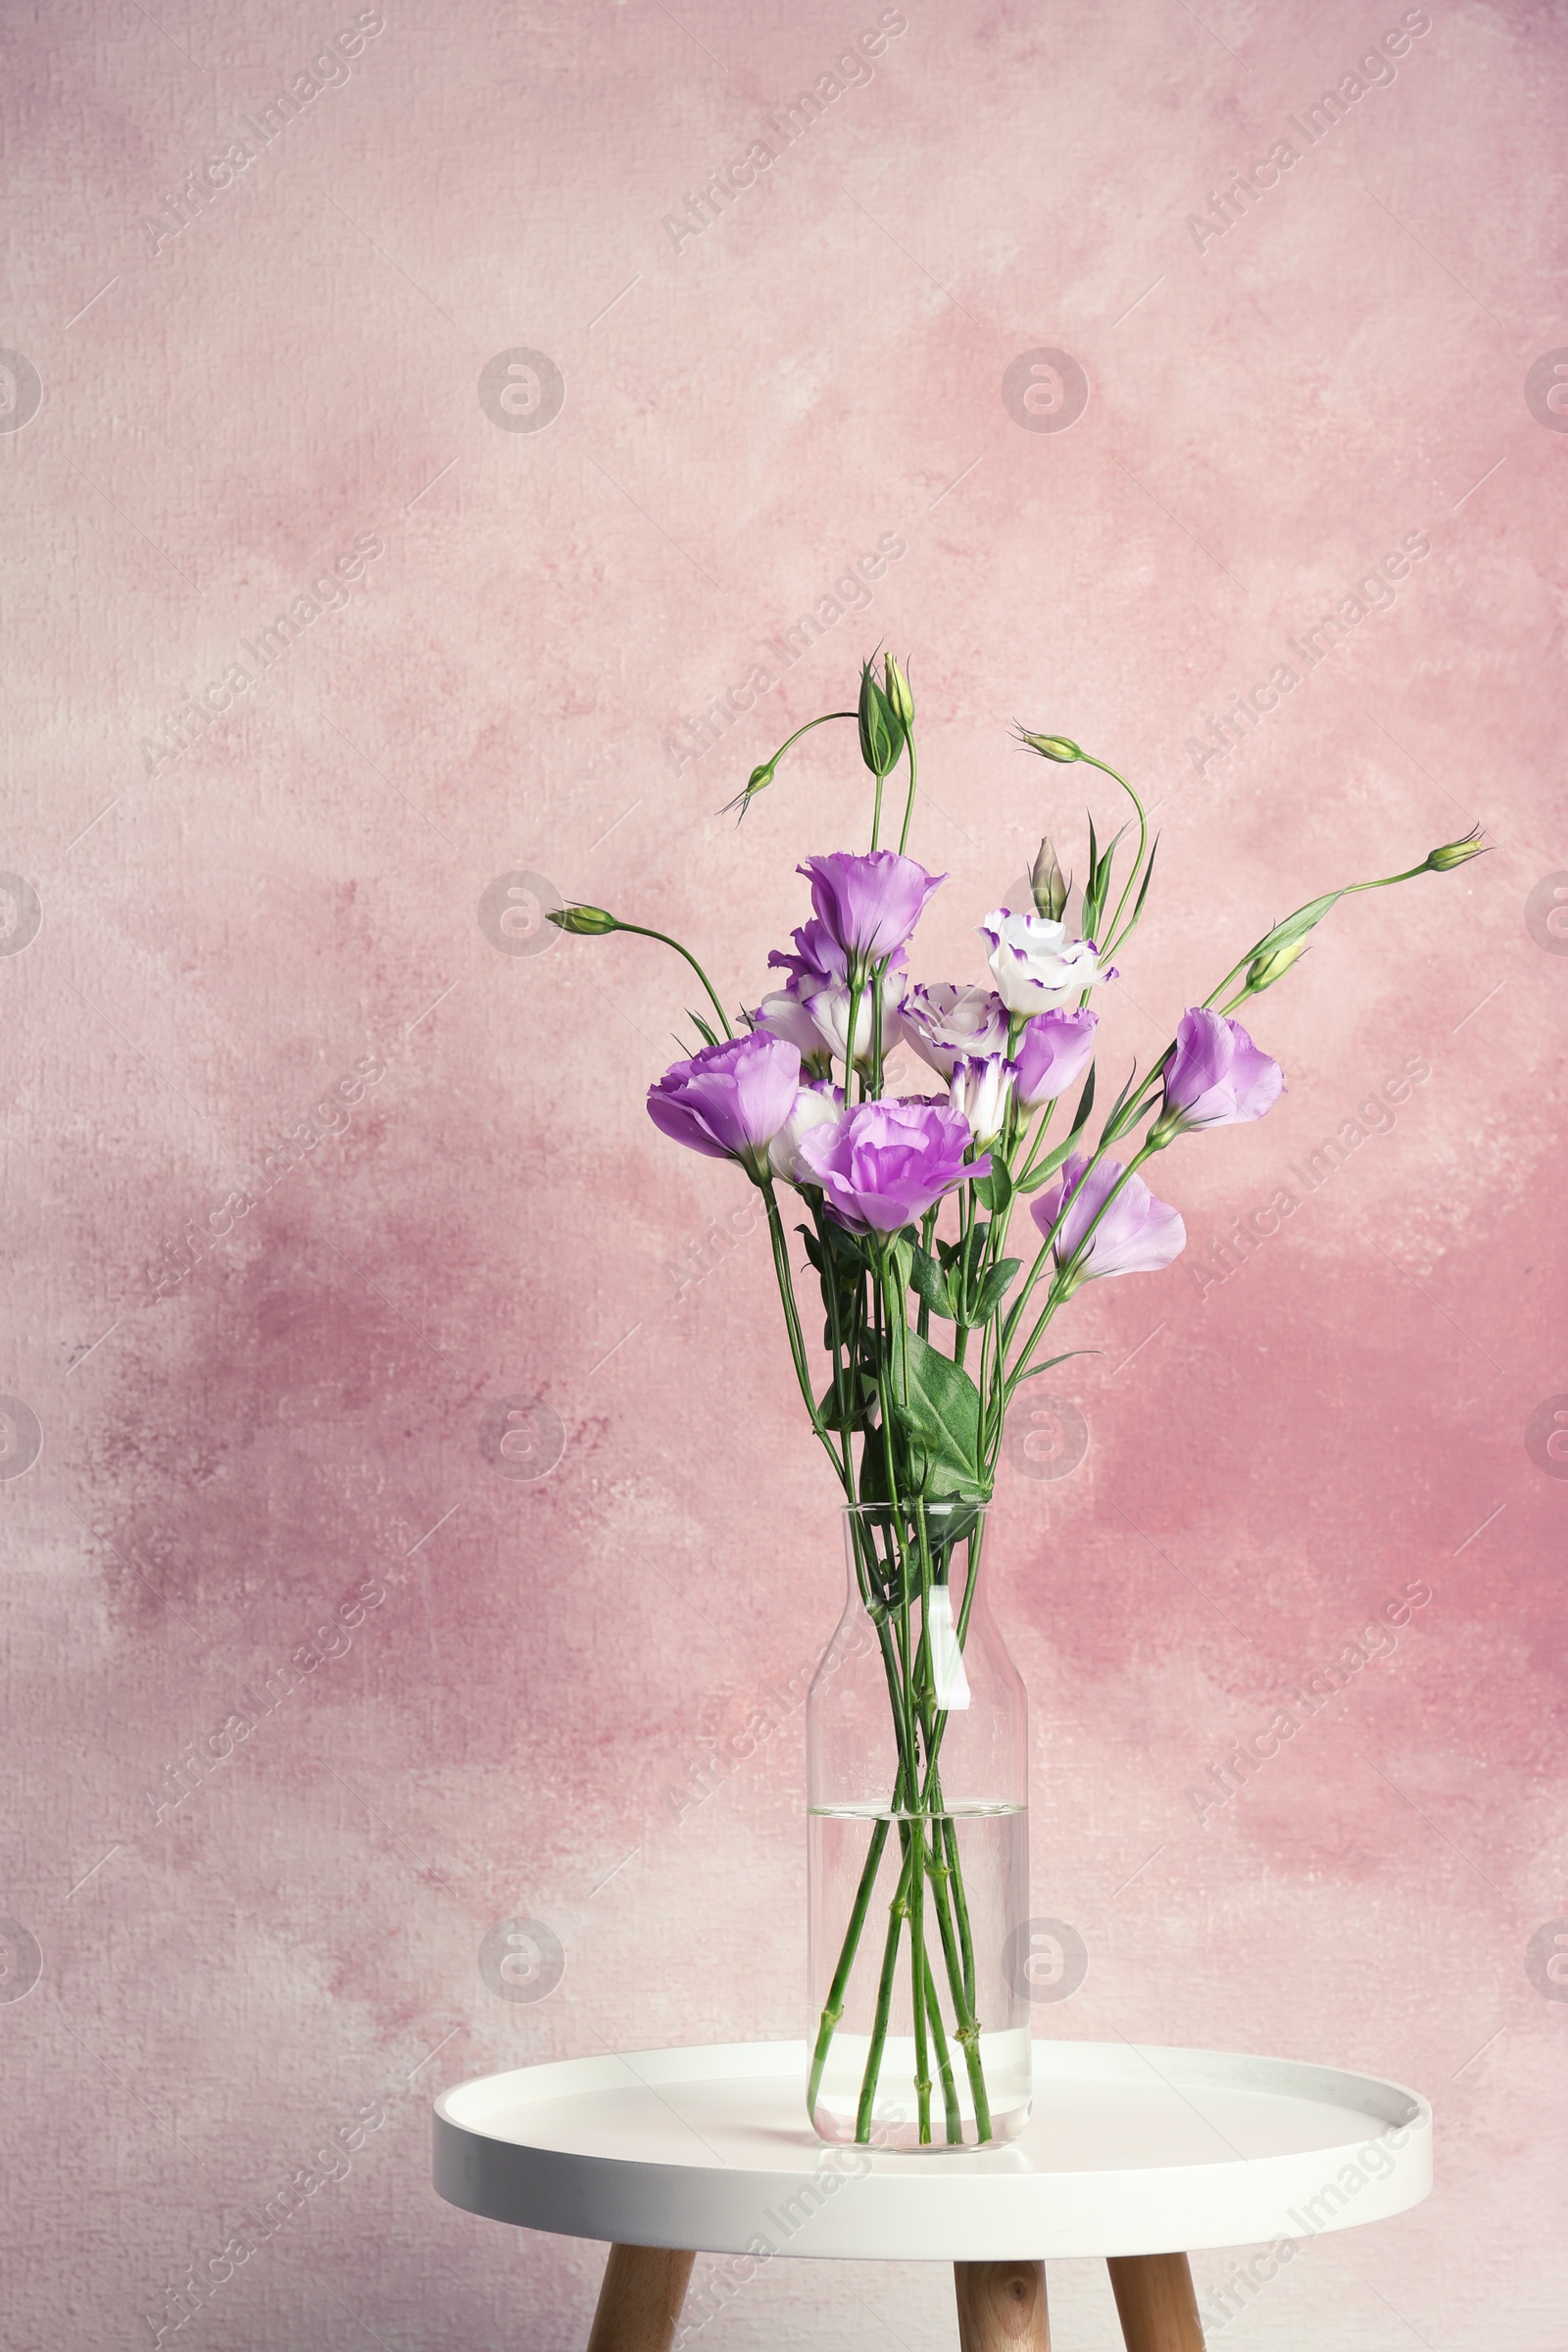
(806, 1500), (1030, 2150)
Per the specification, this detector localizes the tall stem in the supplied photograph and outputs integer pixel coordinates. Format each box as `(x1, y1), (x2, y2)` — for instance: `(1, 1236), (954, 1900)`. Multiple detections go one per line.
(606, 921), (733, 1038)
(897, 732), (919, 855)
(855, 1835), (912, 2141)
(808, 1808), (890, 2121)
(924, 1944), (963, 2143)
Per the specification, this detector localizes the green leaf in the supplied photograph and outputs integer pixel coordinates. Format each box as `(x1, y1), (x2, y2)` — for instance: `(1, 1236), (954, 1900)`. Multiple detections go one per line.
(1258, 888), (1346, 954)
(909, 1247), (956, 1319)
(1129, 836), (1158, 930)
(887, 1327), (987, 1499)
(818, 1374), (876, 1432)
(936, 1221), (986, 1272)
(1016, 1148), (1065, 1194)
(1082, 812), (1102, 935)
(855, 1433), (895, 1511)
(973, 1160), (1013, 1216)
(688, 1010), (719, 1049)
(970, 1257), (1021, 1324)
(822, 1217), (872, 1271)
(1012, 1348), (1097, 1385)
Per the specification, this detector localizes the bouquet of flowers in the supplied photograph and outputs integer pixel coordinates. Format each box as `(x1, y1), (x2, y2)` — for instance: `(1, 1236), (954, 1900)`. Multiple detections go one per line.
(552, 658), (1481, 2148)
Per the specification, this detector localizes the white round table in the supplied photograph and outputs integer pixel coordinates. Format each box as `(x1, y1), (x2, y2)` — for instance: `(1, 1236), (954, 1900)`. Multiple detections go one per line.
(433, 2038), (1431, 2350)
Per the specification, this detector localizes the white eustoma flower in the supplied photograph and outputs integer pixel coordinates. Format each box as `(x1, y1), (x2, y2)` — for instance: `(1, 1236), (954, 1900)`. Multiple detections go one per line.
(978, 907), (1110, 1015)
(768, 1081), (845, 1185)
(755, 971), (904, 1070)
(947, 1053), (1013, 1150)
(902, 982), (1010, 1080)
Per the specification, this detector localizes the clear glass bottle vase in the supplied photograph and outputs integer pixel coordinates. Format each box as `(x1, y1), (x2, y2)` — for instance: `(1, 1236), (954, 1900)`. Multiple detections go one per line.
(806, 1500), (1030, 2151)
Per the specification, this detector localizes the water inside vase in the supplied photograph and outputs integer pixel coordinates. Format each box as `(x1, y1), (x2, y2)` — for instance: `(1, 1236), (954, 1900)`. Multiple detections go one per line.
(808, 1799), (1032, 2150)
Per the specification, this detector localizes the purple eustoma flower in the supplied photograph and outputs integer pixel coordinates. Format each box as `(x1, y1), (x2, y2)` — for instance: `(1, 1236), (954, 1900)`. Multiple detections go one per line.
(766, 919), (853, 989)
(795, 1101), (989, 1235)
(1161, 1007), (1283, 1131)
(1010, 1007), (1098, 1112)
(800, 852), (945, 965)
(647, 1032), (802, 1172)
(1031, 1152), (1185, 1284)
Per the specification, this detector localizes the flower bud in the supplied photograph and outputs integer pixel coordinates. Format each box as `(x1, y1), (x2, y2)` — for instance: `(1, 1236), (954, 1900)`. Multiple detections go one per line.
(1017, 730), (1081, 762)
(1425, 826), (1486, 871)
(884, 654), (914, 729)
(1243, 934), (1309, 993)
(1029, 836), (1068, 922)
(721, 756), (780, 820)
(858, 663), (906, 778)
(548, 904), (618, 936)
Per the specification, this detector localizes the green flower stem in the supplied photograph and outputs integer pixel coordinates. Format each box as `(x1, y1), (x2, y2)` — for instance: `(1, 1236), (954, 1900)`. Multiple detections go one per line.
(729, 710), (858, 819)
(923, 1824), (993, 2141)
(897, 730), (920, 856)
(907, 1511), (939, 2144)
(908, 1526), (994, 2139)
(908, 1824), (932, 2142)
(942, 1811), (978, 2016)
(843, 967), (862, 1102)
(812, 1203), (859, 1496)
(998, 843), (1468, 1402)
(760, 1183), (846, 1484)
(922, 1907), (963, 2143)
(1004, 1146), (1155, 1397)
(604, 921), (733, 1039)
(1013, 1097), (1057, 1189)
(814, 1530), (919, 2136)
(1201, 857), (1455, 1011)
(1000, 1126), (1155, 1376)
(1080, 755), (1149, 958)
(869, 960), (889, 1099)
(856, 1835), (914, 2140)
(808, 1808), (892, 2122)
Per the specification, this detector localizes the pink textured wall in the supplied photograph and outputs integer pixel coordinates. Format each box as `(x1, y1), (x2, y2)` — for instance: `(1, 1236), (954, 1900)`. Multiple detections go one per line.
(2, 1), (1565, 2344)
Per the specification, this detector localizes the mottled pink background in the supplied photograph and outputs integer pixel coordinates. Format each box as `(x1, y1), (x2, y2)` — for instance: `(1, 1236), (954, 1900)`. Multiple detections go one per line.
(3, 0), (1565, 2344)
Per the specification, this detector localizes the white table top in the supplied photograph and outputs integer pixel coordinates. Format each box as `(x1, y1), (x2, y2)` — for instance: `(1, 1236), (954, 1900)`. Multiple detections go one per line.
(433, 2038), (1431, 2261)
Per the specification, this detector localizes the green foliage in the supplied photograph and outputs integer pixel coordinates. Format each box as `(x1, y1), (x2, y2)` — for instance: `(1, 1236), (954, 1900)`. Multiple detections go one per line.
(887, 1326), (988, 1500)
(973, 1160), (1012, 1217)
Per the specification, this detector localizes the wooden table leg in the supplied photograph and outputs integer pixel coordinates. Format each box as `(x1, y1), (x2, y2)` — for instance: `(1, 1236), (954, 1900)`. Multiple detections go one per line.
(1106, 2252), (1205, 2351)
(954, 2260), (1051, 2349)
(586, 2244), (696, 2352)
